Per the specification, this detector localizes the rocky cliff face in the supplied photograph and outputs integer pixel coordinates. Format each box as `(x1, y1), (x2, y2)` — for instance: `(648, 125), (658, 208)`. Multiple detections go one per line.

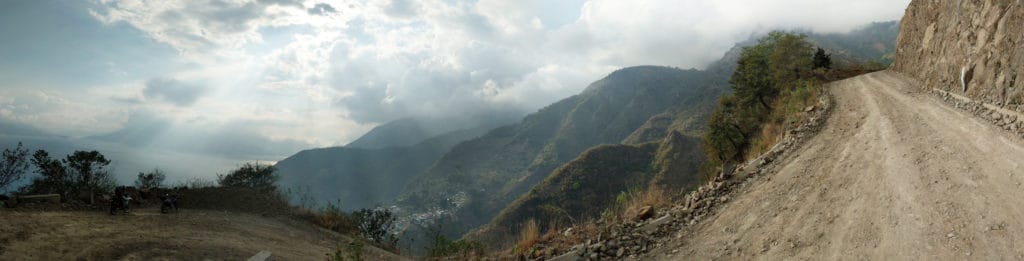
(893, 0), (1024, 110)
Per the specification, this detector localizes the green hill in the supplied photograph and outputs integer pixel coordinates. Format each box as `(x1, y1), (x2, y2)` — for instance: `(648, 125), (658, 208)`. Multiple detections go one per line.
(468, 130), (705, 245)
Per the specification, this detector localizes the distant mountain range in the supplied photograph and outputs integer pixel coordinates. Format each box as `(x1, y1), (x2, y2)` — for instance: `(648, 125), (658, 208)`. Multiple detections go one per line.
(268, 20), (902, 250)
(275, 112), (521, 210)
(394, 64), (730, 243)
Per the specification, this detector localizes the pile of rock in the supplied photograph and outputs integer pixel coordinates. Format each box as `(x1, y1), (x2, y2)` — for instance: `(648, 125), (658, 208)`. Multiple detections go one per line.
(933, 89), (1024, 138)
(532, 88), (835, 261)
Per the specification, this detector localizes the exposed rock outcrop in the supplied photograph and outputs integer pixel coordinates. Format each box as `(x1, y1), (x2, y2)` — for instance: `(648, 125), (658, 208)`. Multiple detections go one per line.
(892, 0), (1024, 111)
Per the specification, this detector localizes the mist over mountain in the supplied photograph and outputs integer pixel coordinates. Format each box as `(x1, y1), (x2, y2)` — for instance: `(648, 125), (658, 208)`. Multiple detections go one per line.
(345, 111), (524, 149)
(275, 111), (521, 210)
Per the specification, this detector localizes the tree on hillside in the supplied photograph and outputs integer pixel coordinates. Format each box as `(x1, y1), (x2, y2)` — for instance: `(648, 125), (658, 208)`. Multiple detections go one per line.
(135, 168), (166, 189)
(0, 142), (30, 192)
(218, 163), (278, 190)
(354, 208), (398, 249)
(768, 33), (814, 88)
(813, 48), (832, 70)
(702, 31), (819, 177)
(731, 31), (816, 112)
(731, 39), (776, 111)
(703, 97), (752, 164)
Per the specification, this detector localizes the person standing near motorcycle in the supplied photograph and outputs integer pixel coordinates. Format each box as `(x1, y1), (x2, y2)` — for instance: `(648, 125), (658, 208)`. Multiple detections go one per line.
(110, 186), (132, 215)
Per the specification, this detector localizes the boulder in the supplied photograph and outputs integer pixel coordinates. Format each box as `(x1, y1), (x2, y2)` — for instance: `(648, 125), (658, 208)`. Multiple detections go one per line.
(635, 205), (655, 221)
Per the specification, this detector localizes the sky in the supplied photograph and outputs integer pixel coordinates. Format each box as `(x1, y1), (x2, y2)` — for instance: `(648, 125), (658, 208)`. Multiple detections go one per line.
(0, 0), (911, 182)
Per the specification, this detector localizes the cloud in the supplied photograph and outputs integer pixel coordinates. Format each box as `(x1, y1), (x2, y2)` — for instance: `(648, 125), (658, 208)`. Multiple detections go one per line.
(307, 3), (337, 16)
(380, 0), (419, 18)
(143, 78), (206, 106)
(75, 0), (911, 140)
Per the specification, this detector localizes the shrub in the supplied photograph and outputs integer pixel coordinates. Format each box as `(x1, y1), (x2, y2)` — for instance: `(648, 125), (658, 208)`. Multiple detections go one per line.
(425, 233), (484, 258)
(174, 177), (218, 189)
(311, 201), (360, 235)
(218, 163), (278, 190)
(326, 236), (366, 261)
(135, 168), (166, 189)
(353, 208), (398, 250)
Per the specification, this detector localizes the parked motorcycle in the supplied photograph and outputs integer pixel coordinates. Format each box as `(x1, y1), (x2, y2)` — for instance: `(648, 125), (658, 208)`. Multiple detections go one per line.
(160, 194), (178, 214)
(109, 194), (131, 215)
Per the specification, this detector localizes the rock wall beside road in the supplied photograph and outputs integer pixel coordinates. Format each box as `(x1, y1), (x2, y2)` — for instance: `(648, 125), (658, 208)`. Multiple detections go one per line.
(892, 0), (1024, 111)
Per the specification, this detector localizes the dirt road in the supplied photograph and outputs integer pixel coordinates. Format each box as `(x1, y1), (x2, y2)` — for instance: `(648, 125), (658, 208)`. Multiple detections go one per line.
(650, 71), (1024, 260)
(0, 208), (403, 260)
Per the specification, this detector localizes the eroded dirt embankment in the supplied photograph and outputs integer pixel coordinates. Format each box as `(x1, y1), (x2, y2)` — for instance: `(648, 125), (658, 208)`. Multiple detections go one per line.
(0, 208), (404, 260)
(647, 71), (1024, 260)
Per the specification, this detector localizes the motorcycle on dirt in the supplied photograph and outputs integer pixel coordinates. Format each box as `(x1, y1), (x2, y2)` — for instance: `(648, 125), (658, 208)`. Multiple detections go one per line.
(110, 194), (131, 215)
(160, 194), (178, 214)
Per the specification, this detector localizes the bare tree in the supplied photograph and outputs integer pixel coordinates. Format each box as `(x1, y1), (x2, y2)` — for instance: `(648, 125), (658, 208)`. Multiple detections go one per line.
(0, 142), (31, 193)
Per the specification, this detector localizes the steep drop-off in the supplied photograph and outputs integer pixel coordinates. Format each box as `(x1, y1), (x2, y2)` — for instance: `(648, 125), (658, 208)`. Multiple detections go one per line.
(396, 66), (728, 238)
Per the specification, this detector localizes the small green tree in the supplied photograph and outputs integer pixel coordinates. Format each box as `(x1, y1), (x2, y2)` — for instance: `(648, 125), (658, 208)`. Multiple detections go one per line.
(135, 168), (166, 189)
(813, 47), (832, 70)
(731, 41), (776, 111)
(218, 162), (278, 190)
(768, 33), (814, 88)
(0, 142), (30, 193)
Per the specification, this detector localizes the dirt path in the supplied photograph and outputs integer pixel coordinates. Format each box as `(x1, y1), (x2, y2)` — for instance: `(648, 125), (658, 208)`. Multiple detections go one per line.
(0, 208), (404, 260)
(649, 71), (1024, 260)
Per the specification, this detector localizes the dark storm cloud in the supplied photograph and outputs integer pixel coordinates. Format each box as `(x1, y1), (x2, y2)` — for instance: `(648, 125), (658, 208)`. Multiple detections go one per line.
(143, 78), (205, 107)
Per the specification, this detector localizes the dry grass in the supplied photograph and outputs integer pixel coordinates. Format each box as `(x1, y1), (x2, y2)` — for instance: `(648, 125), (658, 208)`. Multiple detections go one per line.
(516, 219), (540, 252)
(748, 82), (821, 161)
(620, 186), (669, 222)
(748, 123), (782, 159)
(298, 204), (358, 235)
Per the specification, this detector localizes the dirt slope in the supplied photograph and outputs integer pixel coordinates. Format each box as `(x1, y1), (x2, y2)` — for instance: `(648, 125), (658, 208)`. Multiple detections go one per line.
(649, 71), (1024, 260)
(0, 208), (405, 260)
